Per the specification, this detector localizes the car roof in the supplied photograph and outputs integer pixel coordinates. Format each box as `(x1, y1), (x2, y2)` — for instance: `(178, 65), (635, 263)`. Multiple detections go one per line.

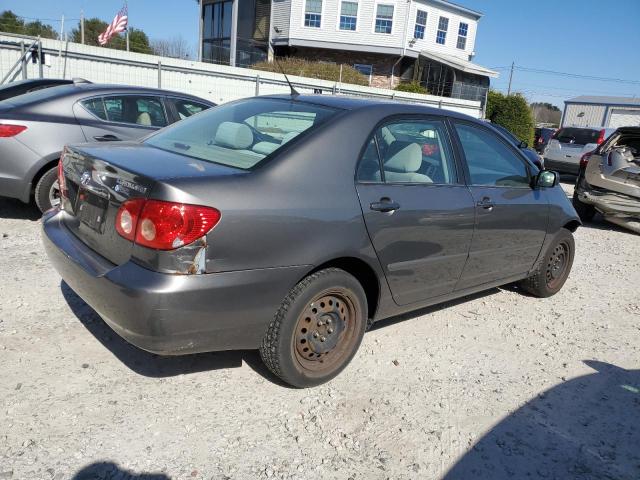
(260, 94), (479, 121)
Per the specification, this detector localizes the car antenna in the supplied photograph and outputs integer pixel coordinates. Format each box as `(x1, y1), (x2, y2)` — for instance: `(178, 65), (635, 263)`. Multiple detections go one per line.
(270, 42), (299, 98)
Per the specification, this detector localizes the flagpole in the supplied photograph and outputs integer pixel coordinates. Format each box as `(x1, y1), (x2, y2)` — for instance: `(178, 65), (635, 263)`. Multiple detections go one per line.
(125, 1), (129, 51)
(126, 29), (130, 51)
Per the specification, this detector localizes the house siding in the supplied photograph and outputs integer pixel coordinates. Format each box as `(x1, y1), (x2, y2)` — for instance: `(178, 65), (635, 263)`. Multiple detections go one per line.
(272, 0), (292, 38)
(562, 104), (607, 128)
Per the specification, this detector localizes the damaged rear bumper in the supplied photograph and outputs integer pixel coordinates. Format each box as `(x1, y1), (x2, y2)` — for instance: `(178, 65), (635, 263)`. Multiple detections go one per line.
(42, 210), (310, 355)
(576, 183), (640, 233)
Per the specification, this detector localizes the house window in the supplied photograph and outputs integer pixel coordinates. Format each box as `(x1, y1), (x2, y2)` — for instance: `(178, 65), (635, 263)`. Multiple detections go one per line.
(414, 10), (427, 39)
(374, 4), (394, 34)
(339, 1), (358, 31)
(304, 0), (322, 28)
(457, 22), (468, 49)
(436, 16), (448, 44)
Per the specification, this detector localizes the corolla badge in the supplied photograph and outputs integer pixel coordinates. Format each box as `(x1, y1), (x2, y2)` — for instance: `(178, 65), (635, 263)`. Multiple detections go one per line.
(80, 171), (91, 186)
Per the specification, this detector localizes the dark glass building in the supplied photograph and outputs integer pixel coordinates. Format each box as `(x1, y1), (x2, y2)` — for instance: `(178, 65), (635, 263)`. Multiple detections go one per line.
(200, 0), (271, 67)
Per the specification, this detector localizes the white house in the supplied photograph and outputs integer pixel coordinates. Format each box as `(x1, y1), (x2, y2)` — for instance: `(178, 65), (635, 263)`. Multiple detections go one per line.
(198, 0), (497, 100)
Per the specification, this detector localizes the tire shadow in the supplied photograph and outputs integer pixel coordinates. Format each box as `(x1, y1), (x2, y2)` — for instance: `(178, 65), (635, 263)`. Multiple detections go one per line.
(60, 282), (291, 387)
(0, 197), (41, 221)
(443, 361), (640, 480)
(71, 462), (169, 479)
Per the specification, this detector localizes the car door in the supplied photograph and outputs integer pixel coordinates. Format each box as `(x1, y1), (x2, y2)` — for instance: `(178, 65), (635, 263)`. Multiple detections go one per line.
(73, 94), (168, 143)
(355, 117), (475, 306)
(451, 121), (549, 290)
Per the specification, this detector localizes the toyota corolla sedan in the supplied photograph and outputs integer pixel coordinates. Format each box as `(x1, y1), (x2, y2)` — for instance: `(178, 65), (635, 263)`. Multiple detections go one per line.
(42, 95), (580, 388)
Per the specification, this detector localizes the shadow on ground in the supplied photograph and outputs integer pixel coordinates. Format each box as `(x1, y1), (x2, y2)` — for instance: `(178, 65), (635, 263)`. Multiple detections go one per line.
(0, 198), (41, 221)
(72, 462), (169, 480)
(443, 361), (640, 480)
(60, 282), (289, 386)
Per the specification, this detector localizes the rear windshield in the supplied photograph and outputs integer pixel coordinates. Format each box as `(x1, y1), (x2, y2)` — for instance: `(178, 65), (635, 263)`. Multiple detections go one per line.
(555, 127), (600, 146)
(145, 98), (340, 169)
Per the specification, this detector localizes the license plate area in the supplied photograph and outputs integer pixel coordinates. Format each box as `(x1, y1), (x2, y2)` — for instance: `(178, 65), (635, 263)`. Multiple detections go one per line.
(76, 189), (109, 232)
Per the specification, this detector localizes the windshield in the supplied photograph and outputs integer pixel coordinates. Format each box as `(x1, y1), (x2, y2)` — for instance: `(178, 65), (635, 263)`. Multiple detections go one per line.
(145, 98), (340, 170)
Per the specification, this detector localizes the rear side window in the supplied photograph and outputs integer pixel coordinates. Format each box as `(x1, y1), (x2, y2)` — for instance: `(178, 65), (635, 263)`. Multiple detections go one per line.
(454, 122), (530, 188)
(102, 95), (168, 127)
(357, 118), (456, 184)
(145, 98), (339, 170)
(81, 97), (107, 120)
(555, 127), (599, 146)
(172, 98), (211, 119)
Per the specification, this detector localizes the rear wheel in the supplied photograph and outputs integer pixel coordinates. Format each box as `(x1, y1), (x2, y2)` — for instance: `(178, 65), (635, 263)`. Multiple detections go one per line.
(34, 167), (60, 213)
(519, 228), (575, 298)
(260, 268), (367, 388)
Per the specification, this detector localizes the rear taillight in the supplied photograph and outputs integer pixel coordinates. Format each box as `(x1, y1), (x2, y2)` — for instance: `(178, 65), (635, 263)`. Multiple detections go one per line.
(115, 199), (221, 250)
(0, 124), (27, 137)
(579, 152), (592, 169)
(596, 129), (606, 145)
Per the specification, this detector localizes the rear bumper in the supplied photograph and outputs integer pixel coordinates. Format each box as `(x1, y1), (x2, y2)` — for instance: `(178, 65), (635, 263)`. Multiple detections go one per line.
(544, 158), (580, 175)
(42, 210), (310, 355)
(576, 186), (640, 216)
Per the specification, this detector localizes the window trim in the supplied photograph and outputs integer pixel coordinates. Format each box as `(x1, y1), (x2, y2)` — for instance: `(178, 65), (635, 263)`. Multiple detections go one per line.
(449, 119), (534, 189)
(413, 9), (427, 40)
(456, 22), (468, 50)
(303, 0), (323, 28)
(436, 16), (449, 45)
(78, 93), (169, 129)
(373, 3), (395, 35)
(355, 114), (463, 186)
(337, 0), (359, 31)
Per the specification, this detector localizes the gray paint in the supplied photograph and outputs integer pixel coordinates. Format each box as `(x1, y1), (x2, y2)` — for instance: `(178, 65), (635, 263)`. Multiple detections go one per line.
(42, 94), (579, 355)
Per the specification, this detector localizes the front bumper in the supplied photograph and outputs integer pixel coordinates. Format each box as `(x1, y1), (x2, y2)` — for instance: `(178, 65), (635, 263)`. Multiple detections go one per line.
(42, 210), (309, 355)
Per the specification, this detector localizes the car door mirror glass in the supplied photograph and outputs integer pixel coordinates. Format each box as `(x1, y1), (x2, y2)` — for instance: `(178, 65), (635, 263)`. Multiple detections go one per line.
(536, 170), (558, 188)
(518, 140), (529, 149)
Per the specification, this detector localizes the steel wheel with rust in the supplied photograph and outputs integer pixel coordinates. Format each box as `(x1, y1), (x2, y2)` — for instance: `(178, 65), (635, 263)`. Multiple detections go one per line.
(260, 268), (368, 388)
(519, 228), (575, 298)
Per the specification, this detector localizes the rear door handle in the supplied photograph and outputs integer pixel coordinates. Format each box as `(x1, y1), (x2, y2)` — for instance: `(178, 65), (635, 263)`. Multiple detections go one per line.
(93, 134), (120, 142)
(370, 198), (400, 213)
(476, 197), (494, 209)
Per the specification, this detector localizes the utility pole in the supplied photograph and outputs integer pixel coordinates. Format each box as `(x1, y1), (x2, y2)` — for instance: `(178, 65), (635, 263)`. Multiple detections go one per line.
(60, 15), (65, 42)
(80, 10), (85, 44)
(507, 61), (514, 95)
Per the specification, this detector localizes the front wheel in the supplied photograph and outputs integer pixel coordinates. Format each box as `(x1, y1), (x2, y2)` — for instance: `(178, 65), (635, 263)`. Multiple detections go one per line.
(260, 268), (367, 388)
(34, 167), (60, 213)
(518, 228), (575, 298)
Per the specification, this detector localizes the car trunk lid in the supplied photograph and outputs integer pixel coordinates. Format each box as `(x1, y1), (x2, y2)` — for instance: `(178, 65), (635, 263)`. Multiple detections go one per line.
(59, 142), (242, 265)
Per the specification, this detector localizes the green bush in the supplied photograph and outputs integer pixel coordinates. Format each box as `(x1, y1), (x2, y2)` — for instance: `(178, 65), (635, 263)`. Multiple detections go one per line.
(253, 57), (369, 86)
(486, 90), (535, 146)
(394, 82), (429, 94)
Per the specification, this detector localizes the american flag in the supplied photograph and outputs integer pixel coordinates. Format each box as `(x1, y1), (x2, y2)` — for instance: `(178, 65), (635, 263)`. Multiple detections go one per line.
(98, 4), (128, 46)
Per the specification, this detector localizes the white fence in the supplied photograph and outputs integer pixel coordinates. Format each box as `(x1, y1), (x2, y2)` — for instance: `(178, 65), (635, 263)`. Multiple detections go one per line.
(0, 33), (483, 118)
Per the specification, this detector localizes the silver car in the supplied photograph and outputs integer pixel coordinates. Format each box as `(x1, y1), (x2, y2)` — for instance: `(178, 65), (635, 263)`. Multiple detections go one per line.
(573, 126), (640, 233)
(543, 126), (615, 174)
(0, 81), (214, 211)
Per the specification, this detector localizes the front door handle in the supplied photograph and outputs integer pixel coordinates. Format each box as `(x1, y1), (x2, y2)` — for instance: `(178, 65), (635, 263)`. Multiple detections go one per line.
(370, 198), (400, 213)
(476, 197), (495, 210)
(93, 134), (120, 142)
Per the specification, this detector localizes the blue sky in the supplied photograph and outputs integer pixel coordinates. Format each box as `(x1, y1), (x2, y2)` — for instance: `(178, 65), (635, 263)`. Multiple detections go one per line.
(3, 0), (639, 107)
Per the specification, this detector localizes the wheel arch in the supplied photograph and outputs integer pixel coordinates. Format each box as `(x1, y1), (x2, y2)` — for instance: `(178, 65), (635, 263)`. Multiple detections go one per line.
(563, 219), (581, 232)
(30, 153), (62, 193)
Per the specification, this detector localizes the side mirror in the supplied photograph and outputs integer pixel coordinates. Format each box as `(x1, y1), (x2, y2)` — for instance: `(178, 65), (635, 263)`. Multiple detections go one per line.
(518, 140), (529, 149)
(536, 169), (559, 188)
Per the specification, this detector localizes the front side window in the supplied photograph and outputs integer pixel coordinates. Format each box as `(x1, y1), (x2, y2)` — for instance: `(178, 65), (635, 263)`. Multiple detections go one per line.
(457, 22), (468, 49)
(304, 0), (322, 27)
(436, 16), (449, 44)
(454, 123), (530, 187)
(102, 96), (167, 127)
(339, 1), (358, 30)
(145, 98), (339, 170)
(357, 119), (456, 184)
(375, 4), (394, 34)
(414, 10), (427, 39)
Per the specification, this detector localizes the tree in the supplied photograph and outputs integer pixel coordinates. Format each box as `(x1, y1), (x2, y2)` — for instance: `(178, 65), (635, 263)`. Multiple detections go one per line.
(0, 10), (58, 39)
(486, 90), (535, 145)
(71, 18), (152, 54)
(530, 102), (561, 126)
(151, 37), (193, 59)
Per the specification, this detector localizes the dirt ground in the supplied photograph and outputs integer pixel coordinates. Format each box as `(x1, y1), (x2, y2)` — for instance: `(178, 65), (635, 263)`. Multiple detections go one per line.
(1, 182), (639, 480)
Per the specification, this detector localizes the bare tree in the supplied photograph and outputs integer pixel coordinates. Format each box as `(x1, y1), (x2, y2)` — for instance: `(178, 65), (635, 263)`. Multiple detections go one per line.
(151, 36), (194, 60)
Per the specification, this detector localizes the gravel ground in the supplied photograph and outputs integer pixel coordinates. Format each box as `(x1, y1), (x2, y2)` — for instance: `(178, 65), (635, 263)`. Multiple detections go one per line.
(1, 182), (639, 480)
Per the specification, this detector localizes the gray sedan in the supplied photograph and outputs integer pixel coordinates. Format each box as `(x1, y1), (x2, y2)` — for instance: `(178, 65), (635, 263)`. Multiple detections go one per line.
(42, 95), (580, 387)
(0, 82), (214, 211)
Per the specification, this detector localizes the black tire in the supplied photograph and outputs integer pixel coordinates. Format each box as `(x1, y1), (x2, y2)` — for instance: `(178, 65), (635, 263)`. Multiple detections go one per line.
(572, 192), (596, 222)
(260, 268), (368, 388)
(519, 228), (575, 298)
(34, 167), (59, 213)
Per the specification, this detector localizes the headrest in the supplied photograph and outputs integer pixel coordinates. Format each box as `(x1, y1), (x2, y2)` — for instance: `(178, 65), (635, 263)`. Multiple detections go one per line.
(384, 142), (422, 173)
(252, 141), (280, 155)
(215, 122), (253, 149)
